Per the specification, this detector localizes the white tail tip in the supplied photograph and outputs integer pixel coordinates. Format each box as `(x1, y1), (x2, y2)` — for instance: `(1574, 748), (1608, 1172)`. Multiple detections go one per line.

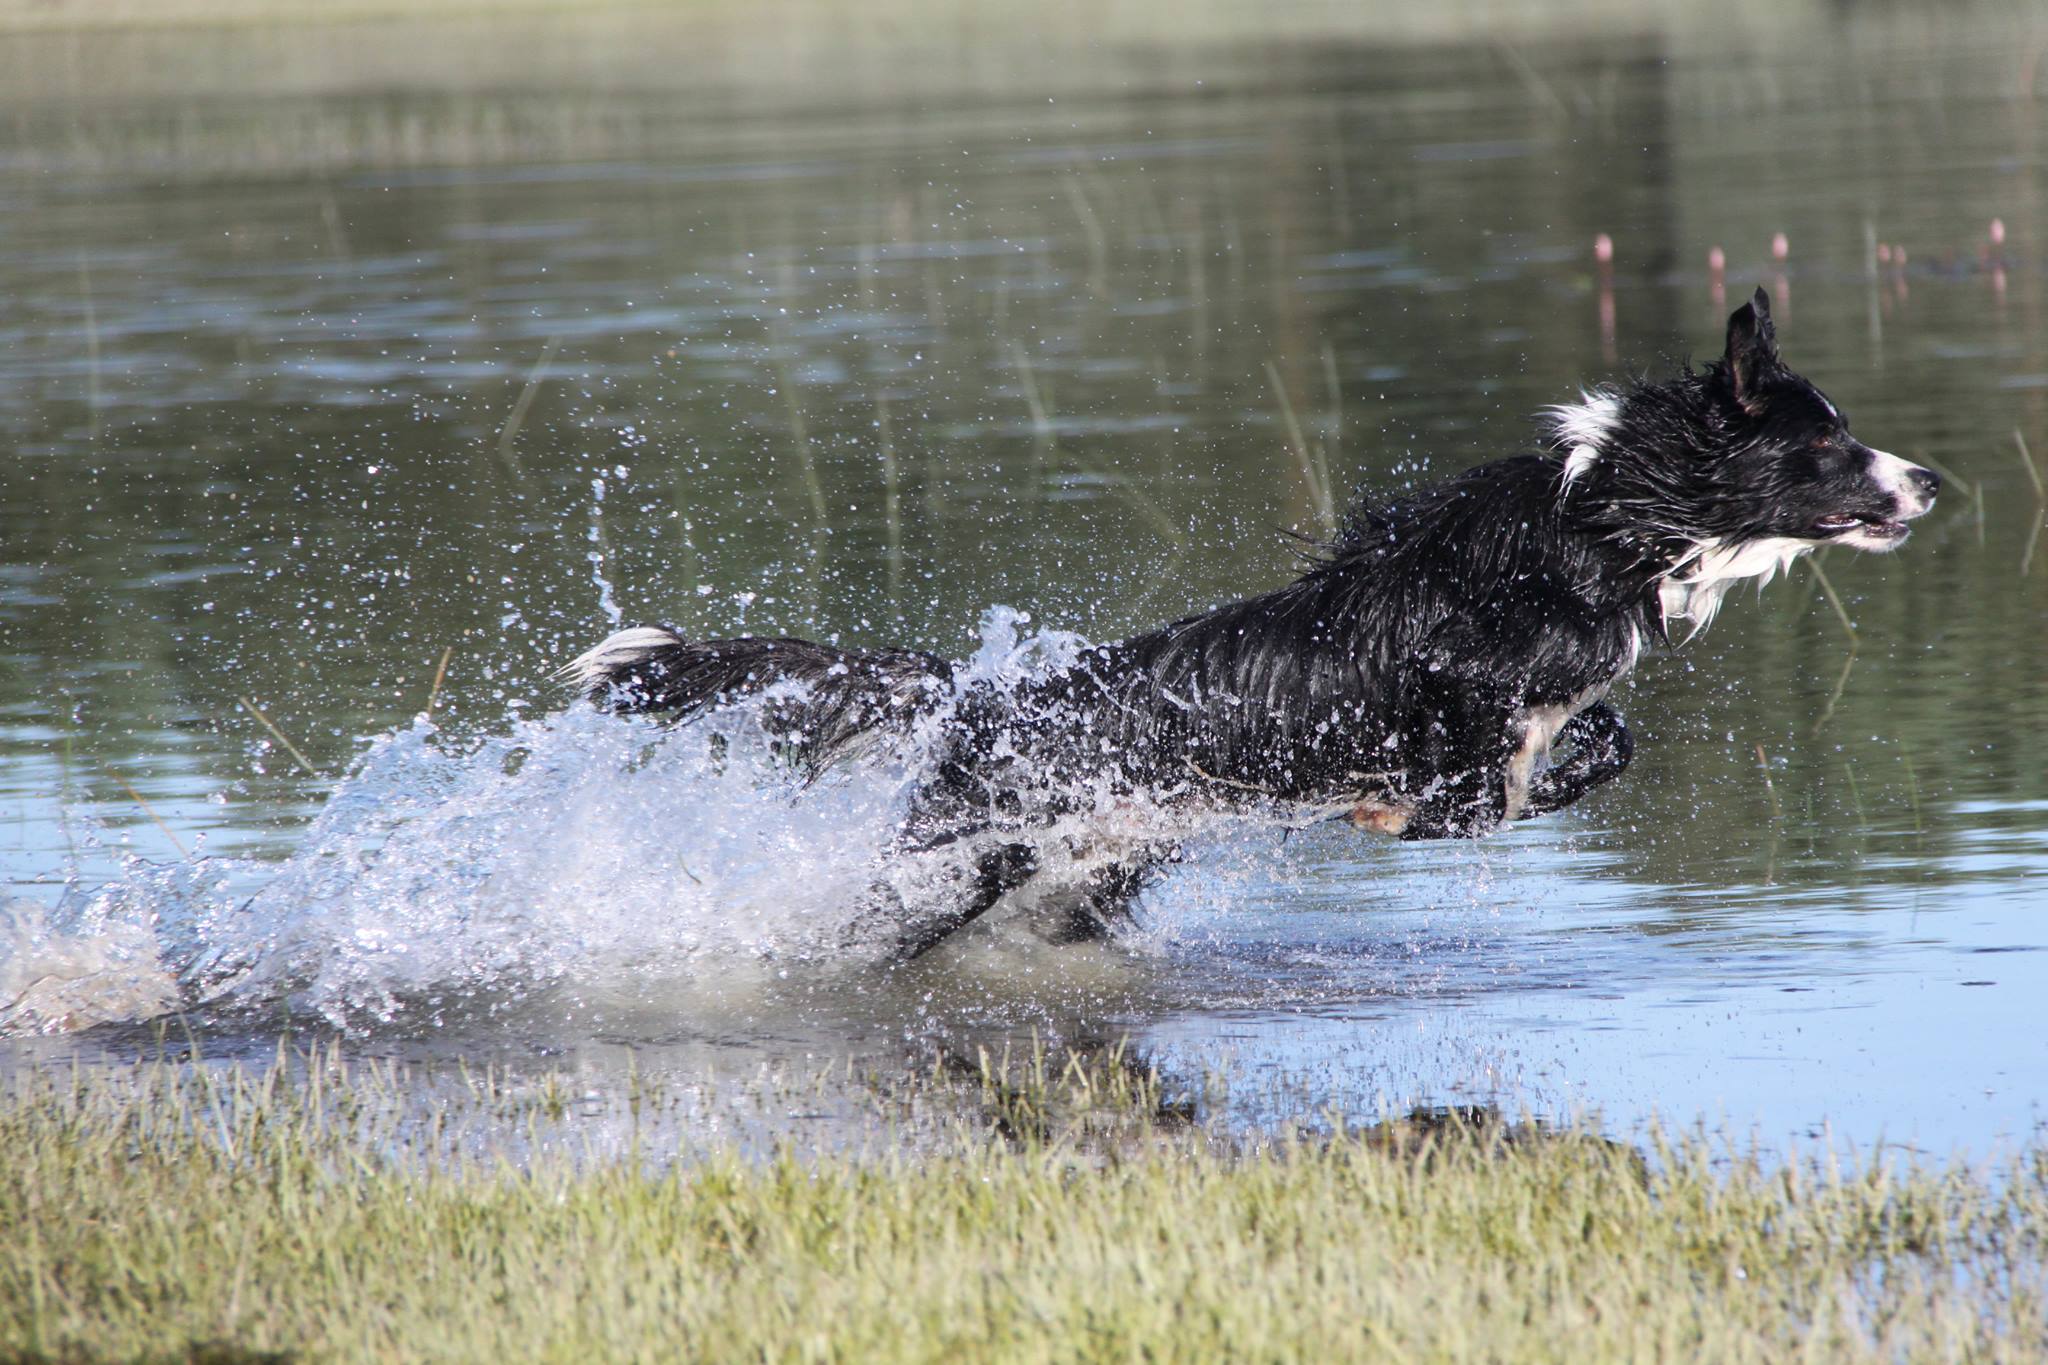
(557, 626), (684, 692)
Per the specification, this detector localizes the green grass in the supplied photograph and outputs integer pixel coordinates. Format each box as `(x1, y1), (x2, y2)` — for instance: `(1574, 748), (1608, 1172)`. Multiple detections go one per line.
(2, 1053), (2044, 1363)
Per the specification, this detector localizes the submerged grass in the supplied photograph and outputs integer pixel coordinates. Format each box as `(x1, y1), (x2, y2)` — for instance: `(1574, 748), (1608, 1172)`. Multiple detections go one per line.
(1, 1052), (2044, 1362)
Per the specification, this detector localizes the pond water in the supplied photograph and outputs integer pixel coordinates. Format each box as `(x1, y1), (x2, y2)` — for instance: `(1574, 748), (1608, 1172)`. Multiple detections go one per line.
(2, 2), (2045, 1156)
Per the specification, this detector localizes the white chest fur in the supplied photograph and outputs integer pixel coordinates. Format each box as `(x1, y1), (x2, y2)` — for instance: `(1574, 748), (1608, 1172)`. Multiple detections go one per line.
(1658, 537), (1814, 638)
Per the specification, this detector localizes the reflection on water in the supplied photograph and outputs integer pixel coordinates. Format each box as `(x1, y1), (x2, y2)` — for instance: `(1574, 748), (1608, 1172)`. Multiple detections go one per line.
(2, 1), (2047, 1155)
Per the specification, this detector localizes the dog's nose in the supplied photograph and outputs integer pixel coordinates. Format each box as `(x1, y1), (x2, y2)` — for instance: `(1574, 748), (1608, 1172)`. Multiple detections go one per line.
(1908, 466), (1941, 500)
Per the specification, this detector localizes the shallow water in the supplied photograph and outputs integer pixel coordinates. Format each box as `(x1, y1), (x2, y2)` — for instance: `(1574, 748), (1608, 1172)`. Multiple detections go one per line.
(3, 2), (2047, 1155)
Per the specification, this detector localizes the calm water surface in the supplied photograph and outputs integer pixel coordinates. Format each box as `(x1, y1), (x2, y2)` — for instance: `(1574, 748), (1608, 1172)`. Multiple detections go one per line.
(2, 5), (2046, 1155)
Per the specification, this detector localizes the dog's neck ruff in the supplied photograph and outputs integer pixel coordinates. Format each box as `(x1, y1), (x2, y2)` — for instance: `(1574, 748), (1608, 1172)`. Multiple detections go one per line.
(1543, 390), (1819, 641)
(1657, 536), (1813, 639)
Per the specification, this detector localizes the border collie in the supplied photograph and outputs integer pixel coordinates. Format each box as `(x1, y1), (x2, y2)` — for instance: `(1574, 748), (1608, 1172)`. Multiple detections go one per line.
(563, 290), (1937, 959)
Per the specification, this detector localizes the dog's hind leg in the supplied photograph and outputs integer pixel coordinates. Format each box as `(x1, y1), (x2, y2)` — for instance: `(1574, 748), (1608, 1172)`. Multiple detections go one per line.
(1517, 702), (1633, 819)
(893, 840), (1041, 961)
(841, 834), (1041, 962)
(1033, 847), (1175, 945)
(841, 777), (1044, 962)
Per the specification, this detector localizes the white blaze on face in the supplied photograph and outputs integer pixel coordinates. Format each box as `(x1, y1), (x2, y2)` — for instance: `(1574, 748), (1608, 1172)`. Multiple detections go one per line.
(1866, 447), (1937, 517)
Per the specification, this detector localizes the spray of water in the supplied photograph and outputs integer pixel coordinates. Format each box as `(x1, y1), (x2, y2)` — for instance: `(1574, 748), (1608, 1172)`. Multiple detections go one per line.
(0, 610), (1272, 1037)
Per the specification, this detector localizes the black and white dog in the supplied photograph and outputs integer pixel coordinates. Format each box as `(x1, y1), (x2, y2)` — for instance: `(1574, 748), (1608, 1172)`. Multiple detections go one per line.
(564, 291), (1937, 959)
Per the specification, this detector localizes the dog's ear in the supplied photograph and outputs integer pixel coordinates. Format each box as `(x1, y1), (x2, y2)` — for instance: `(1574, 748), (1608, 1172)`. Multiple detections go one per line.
(1722, 286), (1780, 410)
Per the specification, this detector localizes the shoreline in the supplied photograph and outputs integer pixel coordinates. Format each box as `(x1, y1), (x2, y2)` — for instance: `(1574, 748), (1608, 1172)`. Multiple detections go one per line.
(3, 1051), (2042, 1360)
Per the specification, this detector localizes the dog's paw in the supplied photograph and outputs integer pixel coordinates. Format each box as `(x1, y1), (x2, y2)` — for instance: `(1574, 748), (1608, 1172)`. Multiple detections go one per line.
(1347, 800), (1414, 836)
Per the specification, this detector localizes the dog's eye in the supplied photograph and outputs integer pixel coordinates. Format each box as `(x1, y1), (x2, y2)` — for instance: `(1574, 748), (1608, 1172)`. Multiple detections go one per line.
(1811, 434), (1834, 450)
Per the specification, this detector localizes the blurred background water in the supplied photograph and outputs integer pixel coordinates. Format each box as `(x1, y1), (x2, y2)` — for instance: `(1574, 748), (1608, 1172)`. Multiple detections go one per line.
(1, 0), (2045, 1155)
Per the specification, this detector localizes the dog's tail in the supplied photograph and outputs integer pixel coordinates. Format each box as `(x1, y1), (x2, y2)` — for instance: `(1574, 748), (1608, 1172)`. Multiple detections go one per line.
(558, 626), (956, 766)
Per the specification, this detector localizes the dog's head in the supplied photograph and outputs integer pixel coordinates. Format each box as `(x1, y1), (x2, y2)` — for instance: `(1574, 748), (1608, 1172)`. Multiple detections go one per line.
(1703, 287), (1939, 552)
(1553, 287), (1939, 560)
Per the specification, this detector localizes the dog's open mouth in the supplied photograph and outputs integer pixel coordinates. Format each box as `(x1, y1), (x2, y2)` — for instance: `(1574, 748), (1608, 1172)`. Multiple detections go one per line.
(1813, 511), (1909, 542)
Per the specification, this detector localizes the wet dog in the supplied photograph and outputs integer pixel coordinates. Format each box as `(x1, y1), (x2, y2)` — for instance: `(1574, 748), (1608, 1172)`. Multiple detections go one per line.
(564, 290), (1937, 959)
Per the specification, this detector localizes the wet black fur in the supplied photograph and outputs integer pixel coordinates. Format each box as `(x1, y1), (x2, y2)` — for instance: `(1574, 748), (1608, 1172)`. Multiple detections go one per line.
(571, 291), (1934, 960)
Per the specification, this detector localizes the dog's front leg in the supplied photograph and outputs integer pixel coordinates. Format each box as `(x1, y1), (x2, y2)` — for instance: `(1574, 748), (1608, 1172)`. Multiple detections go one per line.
(1398, 703), (1631, 839)
(1516, 702), (1633, 819)
(1399, 769), (1510, 839)
(1395, 699), (1519, 841)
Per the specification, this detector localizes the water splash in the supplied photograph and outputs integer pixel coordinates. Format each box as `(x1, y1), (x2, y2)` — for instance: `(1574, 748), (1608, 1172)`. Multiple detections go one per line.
(0, 609), (1243, 1037)
(587, 474), (623, 627)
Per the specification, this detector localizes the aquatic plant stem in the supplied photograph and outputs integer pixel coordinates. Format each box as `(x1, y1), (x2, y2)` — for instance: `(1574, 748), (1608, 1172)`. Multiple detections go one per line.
(1008, 339), (1052, 437)
(238, 697), (317, 777)
(425, 645), (454, 719)
(1810, 651), (1856, 737)
(1754, 744), (1782, 822)
(1901, 754), (1924, 836)
(2011, 427), (2041, 500)
(876, 391), (904, 607)
(105, 768), (188, 856)
(1805, 558), (1858, 643)
(776, 366), (830, 527)
(497, 335), (562, 464)
(1266, 358), (1334, 531)
(76, 253), (101, 442)
(2010, 430), (2048, 574)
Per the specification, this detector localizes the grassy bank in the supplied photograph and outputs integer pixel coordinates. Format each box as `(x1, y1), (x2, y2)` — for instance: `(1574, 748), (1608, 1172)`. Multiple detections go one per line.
(1, 1055), (2043, 1362)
